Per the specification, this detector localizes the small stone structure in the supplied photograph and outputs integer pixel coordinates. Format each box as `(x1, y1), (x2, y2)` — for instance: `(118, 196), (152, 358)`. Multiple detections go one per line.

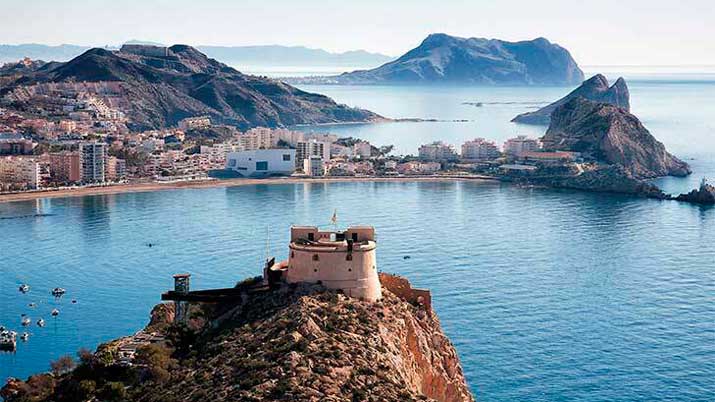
(379, 272), (432, 313)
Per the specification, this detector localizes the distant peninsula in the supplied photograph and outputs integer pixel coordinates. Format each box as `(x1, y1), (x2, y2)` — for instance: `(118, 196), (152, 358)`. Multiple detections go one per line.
(0, 43), (393, 68)
(289, 33), (584, 86)
(0, 44), (382, 130)
(512, 74), (630, 125)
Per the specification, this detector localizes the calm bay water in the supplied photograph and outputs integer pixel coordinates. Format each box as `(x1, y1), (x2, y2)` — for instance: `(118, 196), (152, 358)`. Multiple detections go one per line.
(2, 72), (715, 401)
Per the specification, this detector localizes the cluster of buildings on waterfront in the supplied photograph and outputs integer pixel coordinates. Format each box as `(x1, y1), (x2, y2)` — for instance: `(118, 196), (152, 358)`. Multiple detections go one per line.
(0, 99), (580, 193)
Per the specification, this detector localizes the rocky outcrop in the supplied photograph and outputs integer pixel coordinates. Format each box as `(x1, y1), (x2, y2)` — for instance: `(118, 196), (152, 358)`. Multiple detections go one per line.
(541, 97), (691, 179)
(324, 34), (583, 85)
(676, 179), (715, 204)
(2, 275), (474, 402)
(512, 74), (630, 124)
(533, 164), (669, 198)
(0, 45), (382, 130)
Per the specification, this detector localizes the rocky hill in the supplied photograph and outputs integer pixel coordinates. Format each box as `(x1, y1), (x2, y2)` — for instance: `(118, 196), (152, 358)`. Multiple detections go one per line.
(0, 45), (381, 130)
(512, 74), (630, 125)
(318, 34), (583, 85)
(1, 274), (474, 402)
(541, 97), (690, 179)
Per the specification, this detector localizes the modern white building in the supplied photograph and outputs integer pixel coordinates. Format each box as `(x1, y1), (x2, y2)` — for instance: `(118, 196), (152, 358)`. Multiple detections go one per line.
(303, 155), (324, 177)
(226, 149), (296, 177)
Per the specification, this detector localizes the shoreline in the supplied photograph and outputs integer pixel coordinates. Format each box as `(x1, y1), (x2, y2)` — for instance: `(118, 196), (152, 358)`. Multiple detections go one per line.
(0, 175), (498, 204)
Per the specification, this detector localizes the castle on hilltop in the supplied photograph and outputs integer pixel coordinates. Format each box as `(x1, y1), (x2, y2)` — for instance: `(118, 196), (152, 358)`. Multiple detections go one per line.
(163, 225), (437, 324)
(265, 225), (382, 302)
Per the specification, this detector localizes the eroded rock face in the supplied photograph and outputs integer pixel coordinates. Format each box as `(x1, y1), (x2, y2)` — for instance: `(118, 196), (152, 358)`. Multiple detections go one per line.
(513, 74), (630, 125)
(541, 97), (691, 179)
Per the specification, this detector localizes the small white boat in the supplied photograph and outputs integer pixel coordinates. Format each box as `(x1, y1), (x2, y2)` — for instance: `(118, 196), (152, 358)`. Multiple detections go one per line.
(28, 302), (37, 308)
(19, 284), (30, 293)
(51, 288), (66, 297)
(21, 317), (31, 326)
(20, 332), (30, 341)
(37, 319), (45, 327)
(51, 309), (59, 317)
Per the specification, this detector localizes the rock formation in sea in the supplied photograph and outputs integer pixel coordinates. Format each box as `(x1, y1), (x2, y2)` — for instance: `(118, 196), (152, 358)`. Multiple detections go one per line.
(1, 273), (474, 402)
(541, 97), (691, 179)
(512, 74), (630, 125)
(307, 33), (583, 85)
(0, 44), (381, 131)
(675, 179), (715, 205)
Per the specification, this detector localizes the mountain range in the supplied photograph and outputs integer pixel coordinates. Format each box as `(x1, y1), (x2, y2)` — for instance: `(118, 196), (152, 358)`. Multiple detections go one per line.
(0, 43), (393, 68)
(309, 34), (584, 85)
(0, 44), (381, 130)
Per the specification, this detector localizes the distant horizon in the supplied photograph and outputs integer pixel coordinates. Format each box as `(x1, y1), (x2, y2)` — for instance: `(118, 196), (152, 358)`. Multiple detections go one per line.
(2, 0), (714, 66)
(3, 41), (715, 69)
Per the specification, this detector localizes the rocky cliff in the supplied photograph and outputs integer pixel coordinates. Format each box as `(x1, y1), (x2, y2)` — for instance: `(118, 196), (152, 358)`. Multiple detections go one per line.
(0, 45), (381, 130)
(541, 97), (690, 179)
(323, 34), (583, 85)
(1, 274), (474, 402)
(512, 74), (630, 125)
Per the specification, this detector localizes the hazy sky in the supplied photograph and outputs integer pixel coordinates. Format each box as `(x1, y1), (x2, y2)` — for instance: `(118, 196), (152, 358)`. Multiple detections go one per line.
(2, 0), (714, 65)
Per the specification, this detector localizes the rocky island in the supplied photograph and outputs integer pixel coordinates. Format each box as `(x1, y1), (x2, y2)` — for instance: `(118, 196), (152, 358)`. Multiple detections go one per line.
(512, 74), (630, 125)
(1, 226), (474, 402)
(0, 44), (382, 131)
(290, 33), (584, 86)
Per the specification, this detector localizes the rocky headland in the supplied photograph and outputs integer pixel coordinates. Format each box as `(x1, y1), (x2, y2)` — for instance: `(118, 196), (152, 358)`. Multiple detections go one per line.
(0, 44), (382, 131)
(516, 96), (691, 198)
(512, 74), (630, 125)
(1, 273), (474, 402)
(542, 97), (690, 179)
(291, 34), (583, 86)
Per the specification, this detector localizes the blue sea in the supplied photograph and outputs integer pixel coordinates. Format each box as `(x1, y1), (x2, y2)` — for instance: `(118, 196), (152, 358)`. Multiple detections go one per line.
(1, 69), (715, 401)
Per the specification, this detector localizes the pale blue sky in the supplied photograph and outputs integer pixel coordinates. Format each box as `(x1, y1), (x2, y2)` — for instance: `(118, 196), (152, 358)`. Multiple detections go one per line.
(2, 0), (714, 65)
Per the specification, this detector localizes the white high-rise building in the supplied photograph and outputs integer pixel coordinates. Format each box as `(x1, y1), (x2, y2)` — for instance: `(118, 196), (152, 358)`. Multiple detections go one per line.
(461, 138), (501, 160)
(418, 141), (458, 161)
(79, 142), (107, 183)
(296, 140), (331, 167)
(503, 135), (541, 157)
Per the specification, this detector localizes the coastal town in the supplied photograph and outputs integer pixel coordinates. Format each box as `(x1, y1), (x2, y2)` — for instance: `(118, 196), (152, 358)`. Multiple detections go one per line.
(0, 88), (577, 196)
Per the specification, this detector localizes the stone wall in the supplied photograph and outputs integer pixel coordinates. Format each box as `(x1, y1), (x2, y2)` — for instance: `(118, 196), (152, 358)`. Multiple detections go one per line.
(379, 272), (432, 313)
